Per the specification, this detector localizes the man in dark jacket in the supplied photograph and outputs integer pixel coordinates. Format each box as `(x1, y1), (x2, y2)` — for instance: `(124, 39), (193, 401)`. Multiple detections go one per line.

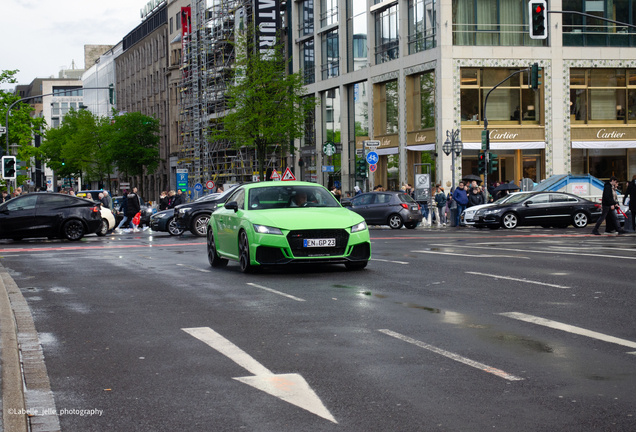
(172, 189), (186, 207)
(624, 175), (636, 230)
(467, 187), (484, 208)
(592, 176), (626, 235)
(452, 182), (469, 227)
(126, 187), (142, 231)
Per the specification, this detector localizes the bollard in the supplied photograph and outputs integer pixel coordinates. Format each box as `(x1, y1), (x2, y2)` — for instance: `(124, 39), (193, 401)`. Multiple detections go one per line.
(450, 207), (457, 227)
(625, 210), (635, 232)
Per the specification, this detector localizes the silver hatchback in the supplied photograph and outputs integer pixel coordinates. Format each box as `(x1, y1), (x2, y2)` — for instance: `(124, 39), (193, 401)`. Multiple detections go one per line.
(342, 191), (423, 229)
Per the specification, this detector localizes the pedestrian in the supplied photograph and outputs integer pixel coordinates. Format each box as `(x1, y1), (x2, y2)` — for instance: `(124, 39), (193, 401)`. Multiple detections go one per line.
(172, 189), (186, 207)
(1, 190), (8, 203)
(591, 176), (627, 235)
(374, 184), (383, 192)
(467, 187), (484, 208)
(69, 190), (75, 196)
(452, 181), (469, 227)
(86, 193), (94, 201)
(354, 185), (362, 196)
(159, 191), (169, 210)
(99, 192), (109, 208)
(217, 186), (224, 193)
(116, 190), (129, 231)
(623, 174), (636, 230)
(103, 190), (113, 210)
(434, 185), (447, 227)
(13, 187), (22, 198)
(126, 187), (142, 232)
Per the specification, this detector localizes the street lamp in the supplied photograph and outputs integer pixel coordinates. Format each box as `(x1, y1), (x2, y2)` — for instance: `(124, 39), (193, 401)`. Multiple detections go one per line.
(443, 129), (463, 191)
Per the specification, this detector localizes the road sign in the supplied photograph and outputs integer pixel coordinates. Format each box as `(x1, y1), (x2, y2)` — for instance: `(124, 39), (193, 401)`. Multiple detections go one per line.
(270, 169), (281, 180)
(0, 127), (6, 134)
(364, 140), (380, 150)
(183, 327), (337, 423)
(366, 151), (379, 165)
(281, 167), (296, 181)
(369, 164), (377, 173)
(194, 183), (203, 192)
(355, 148), (364, 157)
(323, 142), (336, 156)
(321, 165), (334, 172)
(205, 180), (215, 189)
(177, 169), (188, 190)
(415, 174), (430, 190)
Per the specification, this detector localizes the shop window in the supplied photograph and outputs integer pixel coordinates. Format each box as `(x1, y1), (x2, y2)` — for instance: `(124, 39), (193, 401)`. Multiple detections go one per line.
(570, 68), (636, 124)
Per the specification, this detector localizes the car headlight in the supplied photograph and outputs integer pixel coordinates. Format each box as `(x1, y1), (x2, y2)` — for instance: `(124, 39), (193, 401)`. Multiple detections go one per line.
(484, 209), (502, 215)
(178, 207), (191, 214)
(253, 224), (283, 235)
(154, 213), (167, 219)
(350, 221), (367, 233)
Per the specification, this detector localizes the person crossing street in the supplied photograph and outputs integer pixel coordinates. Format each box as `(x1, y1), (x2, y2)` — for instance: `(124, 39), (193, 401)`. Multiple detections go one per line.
(591, 176), (627, 235)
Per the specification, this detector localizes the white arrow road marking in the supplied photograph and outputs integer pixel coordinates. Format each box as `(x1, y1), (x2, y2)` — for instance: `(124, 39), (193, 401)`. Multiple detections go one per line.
(378, 329), (524, 381)
(499, 312), (636, 351)
(412, 250), (529, 259)
(466, 271), (570, 289)
(182, 327), (336, 423)
(246, 283), (306, 302)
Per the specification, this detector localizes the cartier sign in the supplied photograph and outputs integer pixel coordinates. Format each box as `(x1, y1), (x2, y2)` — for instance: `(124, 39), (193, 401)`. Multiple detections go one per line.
(571, 126), (636, 141)
(596, 129), (626, 139)
(462, 127), (545, 142)
(407, 129), (436, 146)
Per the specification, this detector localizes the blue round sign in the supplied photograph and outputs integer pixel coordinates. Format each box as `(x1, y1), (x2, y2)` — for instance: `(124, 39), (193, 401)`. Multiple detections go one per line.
(334, 180), (341, 189)
(366, 151), (379, 165)
(194, 183), (203, 192)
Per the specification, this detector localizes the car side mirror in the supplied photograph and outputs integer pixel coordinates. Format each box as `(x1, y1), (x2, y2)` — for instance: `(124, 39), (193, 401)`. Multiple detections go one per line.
(525, 201), (533, 206)
(341, 200), (352, 207)
(225, 201), (239, 212)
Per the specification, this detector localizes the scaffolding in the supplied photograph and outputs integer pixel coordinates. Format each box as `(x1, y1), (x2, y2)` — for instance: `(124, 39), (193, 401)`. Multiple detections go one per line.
(179, 0), (279, 187)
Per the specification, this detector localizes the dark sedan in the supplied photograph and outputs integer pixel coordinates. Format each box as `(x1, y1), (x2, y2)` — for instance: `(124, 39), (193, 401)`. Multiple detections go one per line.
(174, 189), (235, 236)
(149, 209), (184, 236)
(342, 191), (422, 229)
(0, 193), (102, 241)
(473, 191), (602, 229)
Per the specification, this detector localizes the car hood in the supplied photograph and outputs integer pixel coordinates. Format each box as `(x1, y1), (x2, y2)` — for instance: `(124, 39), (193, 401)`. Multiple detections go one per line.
(248, 208), (365, 230)
(464, 203), (495, 213)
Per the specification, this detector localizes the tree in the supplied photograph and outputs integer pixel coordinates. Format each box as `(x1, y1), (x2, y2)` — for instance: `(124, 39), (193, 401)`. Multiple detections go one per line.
(209, 31), (318, 181)
(108, 111), (160, 198)
(0, 70), (47, 188)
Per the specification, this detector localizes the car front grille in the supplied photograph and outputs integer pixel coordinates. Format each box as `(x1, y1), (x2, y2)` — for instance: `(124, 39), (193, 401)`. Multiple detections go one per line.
(349, 243), (371, 260)
(286, 229), (349, 257)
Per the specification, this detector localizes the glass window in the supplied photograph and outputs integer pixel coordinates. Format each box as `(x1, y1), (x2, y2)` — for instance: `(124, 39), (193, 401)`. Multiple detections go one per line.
(570, 68), (634, 124)
(376, 193), (392, 203)
(6, 195), (38, 211)
(321, 0), (337, 27)
(249, 185), (339, 208)
(418, 71), (435, 129)
(301, 39), (315, 85)
(234, 190), (246, 210)
(348, 0), (367, 72)
(321, 29), (339, 79)
(299, 0), (314, 36)
(352, 193), (375, 206)
(528, 194), (549, 204)
(385, 80), (399, 134)
(408, 0), (436, 54)
(352, 81), (369, 137)
(550, 194), (570, 203)
(38, 195), (77, 209)
(375, 4), (399, 64)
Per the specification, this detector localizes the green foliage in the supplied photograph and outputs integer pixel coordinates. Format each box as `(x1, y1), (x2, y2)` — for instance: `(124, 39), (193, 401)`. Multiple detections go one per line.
(108, 111), (161, 179)
(208, 30), (318, 179)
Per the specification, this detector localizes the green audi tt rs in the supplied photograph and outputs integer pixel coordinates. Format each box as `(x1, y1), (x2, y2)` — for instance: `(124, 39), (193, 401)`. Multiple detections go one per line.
(206, 181), (371, 272)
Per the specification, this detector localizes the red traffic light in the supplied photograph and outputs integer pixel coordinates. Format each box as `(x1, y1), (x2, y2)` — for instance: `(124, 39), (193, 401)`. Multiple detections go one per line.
(535, 5), (544, 13)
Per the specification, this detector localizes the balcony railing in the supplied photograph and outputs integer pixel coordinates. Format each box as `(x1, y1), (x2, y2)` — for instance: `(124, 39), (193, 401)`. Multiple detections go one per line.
(453, 23), (547, 46)
(375, 40), (399, 64)
(408, 28), (436, 54)
(321, 60), (339, 80)
(563, 24), (636, 47)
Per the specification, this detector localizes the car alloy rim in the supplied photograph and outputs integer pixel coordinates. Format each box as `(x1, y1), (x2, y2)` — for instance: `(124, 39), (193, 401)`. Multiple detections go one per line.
(239, 231), (249, 271)
(207, 231), (216, 262)
(389, 216), (401, 228)
(100, 220), (108, 234)
(196, 217), (210, 235)
(574, 213), (587, 227)
(168, 218), (183, 235)
(504, 214), (517, 228)
(66, 221), (83, 239)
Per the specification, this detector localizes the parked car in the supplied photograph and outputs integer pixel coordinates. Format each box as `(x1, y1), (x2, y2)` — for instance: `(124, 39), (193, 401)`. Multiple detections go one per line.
(112, 195), (154, 227)
(461, 192), (522, 226)
(174, 188), (236, 237)
(0, 193), (102, 241)
(149, 209), (184, 236)
(473, 191), (602, 229)
(73, 191), (116, 235)
(207, 181), (371, 272)
(341, 191), (422, 229)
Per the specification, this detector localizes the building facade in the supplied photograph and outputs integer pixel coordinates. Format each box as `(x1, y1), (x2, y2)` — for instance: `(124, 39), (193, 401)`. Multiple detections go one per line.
(290, 0), (636, 194)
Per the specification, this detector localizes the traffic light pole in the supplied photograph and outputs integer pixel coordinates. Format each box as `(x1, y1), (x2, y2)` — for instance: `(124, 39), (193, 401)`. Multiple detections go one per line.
(4, 87), (111, 194)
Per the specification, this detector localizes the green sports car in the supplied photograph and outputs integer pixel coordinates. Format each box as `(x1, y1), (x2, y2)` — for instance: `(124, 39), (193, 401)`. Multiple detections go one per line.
(206, 181), (371, 272)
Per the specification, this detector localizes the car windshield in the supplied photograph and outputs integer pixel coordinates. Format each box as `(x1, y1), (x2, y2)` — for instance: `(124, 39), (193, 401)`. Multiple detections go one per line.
(196, 193), (220, 202)
(248, 185), (340, 209)
(503, 192), (534, 204)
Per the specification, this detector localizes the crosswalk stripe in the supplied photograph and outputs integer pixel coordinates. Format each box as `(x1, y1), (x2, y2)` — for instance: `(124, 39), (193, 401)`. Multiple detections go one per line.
(466, 271), (570, 289)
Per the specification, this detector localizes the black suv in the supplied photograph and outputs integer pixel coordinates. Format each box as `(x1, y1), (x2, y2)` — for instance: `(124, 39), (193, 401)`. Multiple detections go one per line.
(174, 188), (236, 236)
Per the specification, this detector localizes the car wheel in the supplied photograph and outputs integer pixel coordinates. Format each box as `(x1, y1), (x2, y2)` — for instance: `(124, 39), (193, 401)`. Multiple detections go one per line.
(191, 214), (210, 237)
(167, 217), (185, 236)
(388, 214), (403, 229)
(502, 213), (518, 229)
(63, 219), (85, 241)
(207, 230), (228, 268)
(96, 219), (109, 236)
(345, 261), (368, 271)
(404, 222), (418, 229)
(238, 230), (253, 273)
(573, 211), (588, 228)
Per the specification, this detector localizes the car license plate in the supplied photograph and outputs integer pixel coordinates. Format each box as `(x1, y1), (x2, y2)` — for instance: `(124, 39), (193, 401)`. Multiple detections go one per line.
(304, 238), (336, 247)
(411, 206), (418, 211)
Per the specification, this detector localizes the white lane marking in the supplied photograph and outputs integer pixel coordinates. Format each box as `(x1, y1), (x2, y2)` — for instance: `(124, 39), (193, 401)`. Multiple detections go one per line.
(412, 250), (529, 259)
(183, 327), (337, 423)
(246, 283), (306, 302)
(378, 329), (524, 381)
(430, 244), (636, 260)
(177, 263), (212, 273)
(466, 271), (570, 289)
(370, 258), (409, 265)
(499, 312), (636, 349)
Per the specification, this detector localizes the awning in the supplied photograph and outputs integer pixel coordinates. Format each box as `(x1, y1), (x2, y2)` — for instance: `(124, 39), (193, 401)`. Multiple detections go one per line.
(463, 142), (546, 150)
(376, 147), (399, 155)
(572, 141), (636, 149)
(407, 144), (435, 151)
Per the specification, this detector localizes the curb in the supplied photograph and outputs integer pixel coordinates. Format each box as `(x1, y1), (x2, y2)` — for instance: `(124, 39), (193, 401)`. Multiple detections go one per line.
(0, 265), (60, 432)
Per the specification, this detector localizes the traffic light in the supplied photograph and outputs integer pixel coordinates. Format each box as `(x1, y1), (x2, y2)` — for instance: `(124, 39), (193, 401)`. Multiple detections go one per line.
(2, 156), (16, 179)
(488, 152), (499, 174)
(529, 63), (542, 90)
(478, 152), (486, 175)
(356, 159), (367, 178)
(529, 0), (547, 40)
(108, 84), (115, 105)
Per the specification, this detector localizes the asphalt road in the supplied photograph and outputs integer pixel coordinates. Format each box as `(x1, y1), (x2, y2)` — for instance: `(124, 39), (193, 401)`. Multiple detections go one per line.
(1, 226), (635, 431)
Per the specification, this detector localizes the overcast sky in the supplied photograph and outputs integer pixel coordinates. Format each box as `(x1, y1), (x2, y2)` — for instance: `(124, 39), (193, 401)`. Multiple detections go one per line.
(1, 0), (147, 90)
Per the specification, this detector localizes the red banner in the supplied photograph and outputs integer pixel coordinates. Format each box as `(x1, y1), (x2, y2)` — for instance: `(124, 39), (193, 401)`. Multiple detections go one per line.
(181, 7), (191, 65)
